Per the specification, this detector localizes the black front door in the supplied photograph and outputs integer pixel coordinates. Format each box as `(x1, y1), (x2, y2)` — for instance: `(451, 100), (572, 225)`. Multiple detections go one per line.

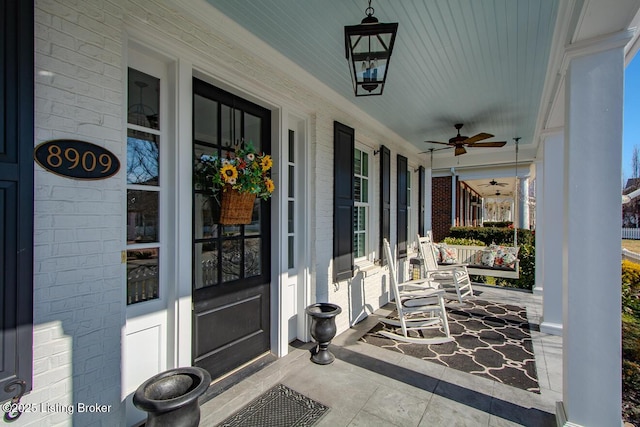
(192, 78), (271, 380)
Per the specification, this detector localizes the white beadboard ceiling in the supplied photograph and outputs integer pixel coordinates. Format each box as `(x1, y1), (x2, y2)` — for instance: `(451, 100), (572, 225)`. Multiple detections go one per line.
(203, 0), (639, 183)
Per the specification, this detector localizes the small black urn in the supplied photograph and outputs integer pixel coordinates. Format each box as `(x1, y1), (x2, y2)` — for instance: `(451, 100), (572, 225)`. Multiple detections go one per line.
(305, 303), (342, 365)
(133, 366), (211, 427)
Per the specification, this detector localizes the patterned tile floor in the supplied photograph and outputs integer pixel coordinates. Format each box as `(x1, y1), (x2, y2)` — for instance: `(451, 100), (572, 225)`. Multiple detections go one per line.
(200, 285), (562, 426)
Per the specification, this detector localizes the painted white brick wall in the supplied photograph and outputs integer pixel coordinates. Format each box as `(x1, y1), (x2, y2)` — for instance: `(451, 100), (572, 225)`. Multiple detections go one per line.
(29, 0), (126, 425)
(29, 1), (426, 425)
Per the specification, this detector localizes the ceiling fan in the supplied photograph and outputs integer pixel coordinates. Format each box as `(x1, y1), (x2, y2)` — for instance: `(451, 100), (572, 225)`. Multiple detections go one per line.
(479, 179), (508, 187)
(425, 123), (507, 156)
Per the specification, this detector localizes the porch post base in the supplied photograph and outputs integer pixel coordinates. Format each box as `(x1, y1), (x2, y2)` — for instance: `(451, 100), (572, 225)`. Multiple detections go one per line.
(556, 401), (624, 427)
(540, 321), (562, 336)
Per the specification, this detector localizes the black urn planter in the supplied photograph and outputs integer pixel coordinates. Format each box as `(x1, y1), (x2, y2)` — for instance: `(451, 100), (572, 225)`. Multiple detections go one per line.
(306, 303), (342, 365)
(133, 366), (211, 427)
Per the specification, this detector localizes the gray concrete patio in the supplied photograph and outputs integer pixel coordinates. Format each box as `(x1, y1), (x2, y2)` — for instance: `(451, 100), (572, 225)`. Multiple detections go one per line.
(199, 285), (562, 426)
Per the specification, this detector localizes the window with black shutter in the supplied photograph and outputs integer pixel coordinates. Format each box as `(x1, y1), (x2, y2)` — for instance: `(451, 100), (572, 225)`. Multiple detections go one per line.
(333, 122), (355, 282)
(397, 155), (408, 258)
(379, 146), (390, 263)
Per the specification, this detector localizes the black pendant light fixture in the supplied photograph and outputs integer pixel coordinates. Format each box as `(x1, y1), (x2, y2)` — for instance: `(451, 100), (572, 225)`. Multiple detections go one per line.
(344, 0), (398, 96)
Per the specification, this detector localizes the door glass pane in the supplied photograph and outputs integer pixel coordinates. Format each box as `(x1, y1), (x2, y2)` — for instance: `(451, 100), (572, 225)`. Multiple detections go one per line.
(194, 194), (219, 239)
(194, 95), (218, 144)
(127, 190), (159, 243)
(245, 238), (261, 278)
(128, 68), (159, 130)
(127, 248), (159, 304)
(288, 165), (294, 198)
(288, 236), (294, 269)
(245, 201), (261, 236)
(221, 104), (233, 148)
(127, 130), (159, 185)
(244, 112), (261, 149)
(221, 239), (241, 282)
(195, 242), (218, 289)
(222, 224), (241, 237)
(194, 143), (218, 192)
(288, 201), (294, 233)
(288, 129), (295, 162)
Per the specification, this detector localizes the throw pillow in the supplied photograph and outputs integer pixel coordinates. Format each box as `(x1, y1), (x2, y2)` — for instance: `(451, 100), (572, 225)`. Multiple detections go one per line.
(481, 249), (496, 267)
(439, 244), (458, 264)
(490, 244), (519, 268)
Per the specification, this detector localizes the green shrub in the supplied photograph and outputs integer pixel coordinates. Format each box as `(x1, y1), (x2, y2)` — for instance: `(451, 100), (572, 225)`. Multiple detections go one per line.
(623, 312), (640, 422)
(483, 221), (513, 228)
(622, 261), (640, 425)
(496, 243), (535, 290)
(441, 237), (486, 246)
(448, 226), (534, 246)
(623, 260), (640, 313)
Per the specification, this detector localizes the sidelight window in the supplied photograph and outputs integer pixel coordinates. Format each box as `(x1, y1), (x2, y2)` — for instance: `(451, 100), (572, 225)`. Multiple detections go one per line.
(126, 68), (161, 305)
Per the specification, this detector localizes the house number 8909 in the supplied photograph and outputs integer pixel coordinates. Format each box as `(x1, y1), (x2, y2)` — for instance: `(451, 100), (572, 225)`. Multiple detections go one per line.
(34, 139), (120, 180)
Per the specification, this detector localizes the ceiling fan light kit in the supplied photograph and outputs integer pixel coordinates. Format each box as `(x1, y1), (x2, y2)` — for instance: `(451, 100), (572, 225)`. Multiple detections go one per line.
(425, 123), (507, 156)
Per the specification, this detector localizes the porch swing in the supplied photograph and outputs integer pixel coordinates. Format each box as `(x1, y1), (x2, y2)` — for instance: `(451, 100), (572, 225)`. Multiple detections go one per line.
(429, 138), (522, 280)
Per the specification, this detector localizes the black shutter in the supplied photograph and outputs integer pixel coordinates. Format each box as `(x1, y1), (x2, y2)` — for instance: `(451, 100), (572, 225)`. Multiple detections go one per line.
(379, 146), (390, 263)
(397, 155), (408, 258)
(0, 0), (34, 403)
(418, 166), (425, 236)
(333, 122), (354, 282)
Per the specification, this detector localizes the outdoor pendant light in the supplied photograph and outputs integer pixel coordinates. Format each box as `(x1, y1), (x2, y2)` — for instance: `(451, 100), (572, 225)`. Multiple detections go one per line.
(344, 0), (398, 96)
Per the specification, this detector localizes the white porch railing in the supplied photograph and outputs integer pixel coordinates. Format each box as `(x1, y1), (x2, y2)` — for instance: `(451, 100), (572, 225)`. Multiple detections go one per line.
(622, 228), (640, 240)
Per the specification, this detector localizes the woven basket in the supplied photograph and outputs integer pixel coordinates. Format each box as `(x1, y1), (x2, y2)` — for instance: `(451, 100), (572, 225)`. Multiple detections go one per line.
(219, 186), (256, 225)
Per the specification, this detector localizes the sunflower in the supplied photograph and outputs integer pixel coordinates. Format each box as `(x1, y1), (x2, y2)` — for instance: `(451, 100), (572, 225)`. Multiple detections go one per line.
(265, 178), (275, 193)
(260, 155), (273, 172)
(220, 164), (238, 183)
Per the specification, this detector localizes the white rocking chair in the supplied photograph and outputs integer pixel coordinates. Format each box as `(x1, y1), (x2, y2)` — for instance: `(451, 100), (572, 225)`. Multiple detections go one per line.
(380, 239), (453, 345)
(417, 232), (474, 303)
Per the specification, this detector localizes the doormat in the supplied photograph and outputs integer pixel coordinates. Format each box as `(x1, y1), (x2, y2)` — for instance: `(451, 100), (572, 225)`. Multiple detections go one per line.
(360, 299), (540, 393)
(217, 384), (329, 427)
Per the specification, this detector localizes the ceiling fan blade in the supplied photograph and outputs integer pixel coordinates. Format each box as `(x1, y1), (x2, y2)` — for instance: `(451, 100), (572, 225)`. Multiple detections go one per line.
(418, 146), (452, 154)
(464, 132), (493, 145)
(454, 146), (467, 156)
(471, 141), (507, 148)
(424, 140), (451, 146)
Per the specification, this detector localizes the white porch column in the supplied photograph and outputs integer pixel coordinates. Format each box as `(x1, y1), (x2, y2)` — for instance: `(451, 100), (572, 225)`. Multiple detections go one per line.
(425, 165), (433, 230)
(533, 156), (544, 295)
(518, 177), (530, 229)
(560, 32), (629, 427)
(451, 169), (457, 227)
(540, 133), (564, 334)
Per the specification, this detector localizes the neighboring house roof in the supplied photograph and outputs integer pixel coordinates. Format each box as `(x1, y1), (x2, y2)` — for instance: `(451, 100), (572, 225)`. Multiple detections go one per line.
(624, 178), (640, 193)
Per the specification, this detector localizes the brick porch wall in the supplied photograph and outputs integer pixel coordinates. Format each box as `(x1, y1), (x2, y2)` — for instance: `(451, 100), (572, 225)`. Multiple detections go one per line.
(432, 176), (452, 242)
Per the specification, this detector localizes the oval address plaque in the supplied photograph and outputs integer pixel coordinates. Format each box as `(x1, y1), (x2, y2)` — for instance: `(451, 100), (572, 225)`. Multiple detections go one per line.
(34, 139), (120, 180)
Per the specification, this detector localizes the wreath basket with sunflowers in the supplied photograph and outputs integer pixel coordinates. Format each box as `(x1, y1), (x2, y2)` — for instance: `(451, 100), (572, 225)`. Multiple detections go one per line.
(196, 141), (274, 225)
